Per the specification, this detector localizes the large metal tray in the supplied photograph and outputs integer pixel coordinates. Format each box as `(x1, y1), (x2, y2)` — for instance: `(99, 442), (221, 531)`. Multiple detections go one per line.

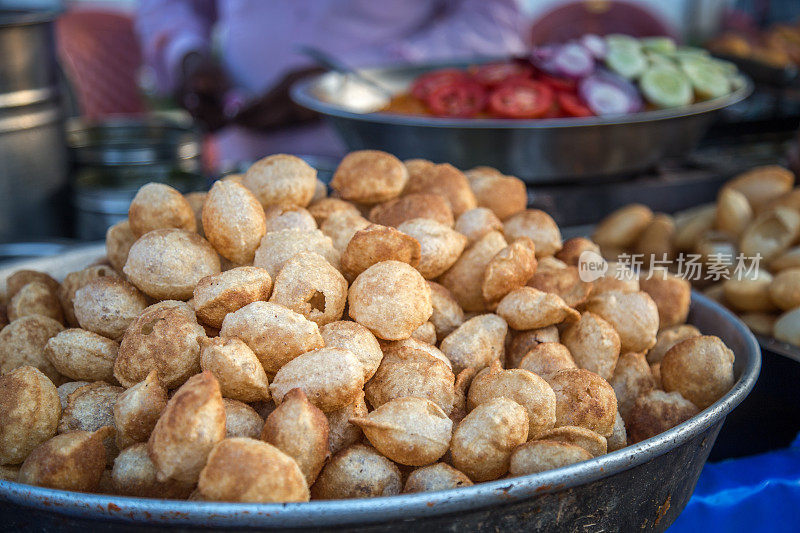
(291, 62), (752, 184)
(0, 247), (760, 531)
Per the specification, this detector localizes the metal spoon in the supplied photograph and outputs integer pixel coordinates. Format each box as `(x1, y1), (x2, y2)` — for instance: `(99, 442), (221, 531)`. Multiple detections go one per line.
(296, 45), (394, 98)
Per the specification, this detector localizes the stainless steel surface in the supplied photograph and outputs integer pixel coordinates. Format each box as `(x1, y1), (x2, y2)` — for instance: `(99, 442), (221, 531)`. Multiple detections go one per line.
(68, 117), (205, 240)
(0, 247), (761, 532)
(291, 62), (752, 184)
(756, 335), (800, 364)
(0, 10), (67, 242)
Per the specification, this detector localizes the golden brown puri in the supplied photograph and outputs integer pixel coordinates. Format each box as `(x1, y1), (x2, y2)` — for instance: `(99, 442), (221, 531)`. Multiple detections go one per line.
(331, 150), (408, 204)
(128, 182), (196, 237)
(243, 154), (317, 209)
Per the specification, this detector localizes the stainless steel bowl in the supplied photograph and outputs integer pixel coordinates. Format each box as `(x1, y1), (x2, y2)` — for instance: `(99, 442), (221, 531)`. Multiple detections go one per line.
(0, 247), (760, 531)
(291, 62), (752, 184)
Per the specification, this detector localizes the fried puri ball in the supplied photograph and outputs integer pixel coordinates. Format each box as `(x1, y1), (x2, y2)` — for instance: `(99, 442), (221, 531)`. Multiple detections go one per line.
(550, 369), (617, 437)
(199, 337), (270, 403)
(269, 252), (347, 326)
(508, 440), (592, 476)
(307, 197), (361, 226)
(740, 207), (800, 263)
(243, 154), (317, 208)
(348, 260), (432, 340)
(384, 337), (452, 368)
(253, 228), (340, 279)
(496, 287), (579, 331)
(440, 313), (507, 375)
(199, 438), (310, 502)
(585, 291), (660, 353)
(455, 207), (504, 246)
(223, 399), (263, 438)
(112, 443), (193, 499)
(320, 209), (371, 253)
(561, 312), (621, 381)
(661, 335), (734, 409)
(261, 388), (329, 485)
(184, 191), (207, 236)
(124, 229), (221, 301)
(369, 193), (454, 228)
(592, 262), (640, 295)
(451, 397), (529, 482)
(647, 324), (701, 364)
(59, 382), (123, 464)
(410, 321), (437, 344)
(592, 204), (653, 250)
(220, 301), (323, 374)
(769, 267), (800, 311)
(468, 171), (527, 221)
(148, 371), (226, 484)
(18, 427), (113, 492)
(366, 344), (455, 414)
(57, 381), (89, 410)
(326, 391), (368, 455)
(73, 277), (149, 340)
(541, 426), (607, 457)
(115, 301), (204, 388)
(439, 230), (507, 312)
(7, 281), (63, 323)
(607, 411), (627, 451)
(467, 360), (557, 439)
(396, 218), (466, 279)
(0, 366), (60, 465)
(527, 265), (592, 308)
(503, 209), (562, 257)
(427, 281), (464, 342)
(724, 165), (794, 212)
(320, 320), (383, 381)
(610, 352), (656, 421)
(449, 367), (477, 425)
(128, 183), (196, 237)
(202, 180), (267, 264)
(627, 390), (700, 443)
(739, 312), (777, 336)
(715, 187), (752, 237)
(340, 224), (421, 281)
(0, 315), (64, 381)
(106, 220), (138, 272)
(44, 328), (118, 382)
(58, 264), (120, 326)
(270, 347), (365, 413)
(403, 162), (476, 217)
(482, 238), (537, 307)
(639, 270), (691, 329)
(519, 343), (576, 379)
(403, 463), (473, 493)
(556, 237), (601, 266)
(5, 270), (60, 300)
(353, 397), (452, 466)
(114, 370), (168, 450)
(311, 443), (402, 499)
(331, 150), (408, 204)
(506, 326), (560, 369)
(193, 266), (273, 328)
(263, 205), (317, 233)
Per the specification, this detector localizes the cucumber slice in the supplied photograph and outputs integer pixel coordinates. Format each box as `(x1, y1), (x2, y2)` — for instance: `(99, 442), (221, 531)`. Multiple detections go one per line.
(641, 36), (677, 54)
(640, 66), (693, 108)
(646, 52), (679, 70)
(605, 34), (641, 52)
(680, 58), (731, 100)
(710, 58), (739, 78)
(605, 46), (648, 79)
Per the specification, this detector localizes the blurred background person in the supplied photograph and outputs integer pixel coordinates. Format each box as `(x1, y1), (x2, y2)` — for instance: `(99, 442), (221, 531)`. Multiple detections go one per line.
(136, 0), (528, 171)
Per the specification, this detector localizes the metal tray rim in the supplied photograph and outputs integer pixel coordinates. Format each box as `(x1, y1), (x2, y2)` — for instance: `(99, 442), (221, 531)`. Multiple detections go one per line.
(290, 64), (753, 130)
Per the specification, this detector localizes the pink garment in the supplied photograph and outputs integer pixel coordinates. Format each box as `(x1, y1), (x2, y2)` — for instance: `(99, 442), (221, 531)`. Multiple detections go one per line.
(136, 0), (527, 167)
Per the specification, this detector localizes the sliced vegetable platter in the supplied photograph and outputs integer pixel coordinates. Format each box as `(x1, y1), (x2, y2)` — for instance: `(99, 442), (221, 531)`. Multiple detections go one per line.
(382, 34), (742, 120)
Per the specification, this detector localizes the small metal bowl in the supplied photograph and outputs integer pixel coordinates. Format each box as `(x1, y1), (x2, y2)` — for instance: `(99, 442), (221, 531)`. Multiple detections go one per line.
(291, 62), (752, 184)
(0, 246), (759, 531)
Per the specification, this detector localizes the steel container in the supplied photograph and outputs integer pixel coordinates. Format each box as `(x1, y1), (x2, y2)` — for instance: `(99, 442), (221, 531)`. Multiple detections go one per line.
(0, 10), (67, 241)
(0, 245), (760, 531)
(291, 62), (752, 184)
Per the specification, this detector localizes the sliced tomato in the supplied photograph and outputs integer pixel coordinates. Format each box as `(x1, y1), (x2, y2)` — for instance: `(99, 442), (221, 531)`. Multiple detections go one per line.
(410, 69), (469, 101)
(538, 73), (577, 93)
(542, 100), (563, 118)
(488, 80), (554, 119)
(426, 81), (487, 118)
(470, 62), (533, 87)
(557, 92), (594, 117)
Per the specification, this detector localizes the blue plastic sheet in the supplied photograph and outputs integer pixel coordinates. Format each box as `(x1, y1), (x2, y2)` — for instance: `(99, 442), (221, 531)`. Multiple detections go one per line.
(670, 433), (800, 532)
